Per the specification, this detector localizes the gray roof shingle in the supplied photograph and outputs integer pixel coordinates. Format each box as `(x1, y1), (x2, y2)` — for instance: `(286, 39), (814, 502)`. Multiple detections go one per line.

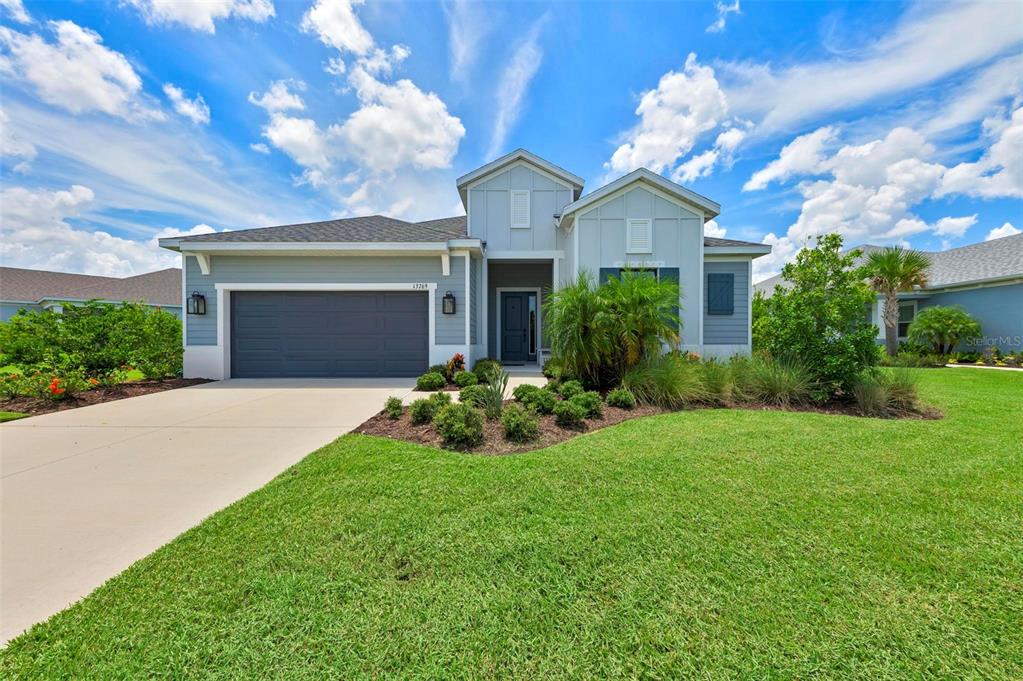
(0, 267), (181, 306)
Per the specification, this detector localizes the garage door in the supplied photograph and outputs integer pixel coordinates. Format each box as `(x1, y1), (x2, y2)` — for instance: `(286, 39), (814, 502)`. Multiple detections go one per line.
(230, 291), (429, 378)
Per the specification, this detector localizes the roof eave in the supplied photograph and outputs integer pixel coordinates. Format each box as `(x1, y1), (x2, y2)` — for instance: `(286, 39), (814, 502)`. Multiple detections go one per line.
(705, 245), (773, 258)
(456, 149), (585, 193)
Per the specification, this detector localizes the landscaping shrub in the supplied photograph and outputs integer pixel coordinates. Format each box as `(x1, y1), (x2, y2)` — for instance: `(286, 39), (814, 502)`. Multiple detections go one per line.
(519, 386), (556, 414)
(541, 360), (561, 381)
(699, 360), (734, 405)
(747, 355), (813, 407)
(881, 352), (945, 368)
(415, 371), (446, 391)
(428, 364), (449, 378)
(553, 399), (587, 428)
(433, 402), (484, 450)
(557, 379), (584, 400)
(458, 384), (487, 408)
(908, 306), (981, 355)
(852, 369), (919, 417)
(570, 391), (603, 419)
(757, 234), (877, 399)
(453, 371), (478, 388)
(446, 353), (465, 381)
(605, 387), (636, 409)
(473, 358), (501, 384)
(501, 404), (540, 443)
(479, 370), (509, 420)
(512, 383), (541, 402)
(384, 396), (403, 420)
(622, 355), (707, 409)
(852, 374), (890, 417)
(409, 392), (451, 424)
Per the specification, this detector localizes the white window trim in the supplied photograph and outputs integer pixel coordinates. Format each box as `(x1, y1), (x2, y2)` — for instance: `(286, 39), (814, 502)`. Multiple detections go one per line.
(626, 218), (653, 254)
(495, 287), (543, 366)
(510, 190), (531, 229)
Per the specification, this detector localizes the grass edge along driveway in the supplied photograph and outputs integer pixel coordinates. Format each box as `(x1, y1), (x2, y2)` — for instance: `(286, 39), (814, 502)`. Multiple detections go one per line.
(2, 369), (1021, 679)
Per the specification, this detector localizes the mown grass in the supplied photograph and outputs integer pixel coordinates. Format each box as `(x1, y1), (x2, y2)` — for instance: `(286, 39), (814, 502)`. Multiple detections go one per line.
(0, 411), (28, 422)
(2, 370), (1021, 678)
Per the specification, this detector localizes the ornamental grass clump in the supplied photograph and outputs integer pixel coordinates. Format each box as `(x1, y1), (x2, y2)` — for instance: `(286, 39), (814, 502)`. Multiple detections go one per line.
(746, 355), (813, 407)
(622, 354), (707, 409)
(853, 368), (920, 417)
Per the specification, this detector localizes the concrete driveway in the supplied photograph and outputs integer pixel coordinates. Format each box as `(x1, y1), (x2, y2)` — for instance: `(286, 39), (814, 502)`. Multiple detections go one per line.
(0, 378), (415, 644)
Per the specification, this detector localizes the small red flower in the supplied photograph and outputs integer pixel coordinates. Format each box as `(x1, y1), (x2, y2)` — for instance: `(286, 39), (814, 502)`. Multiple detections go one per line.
(49, 378), (65, 396)
(88, 377), (100, 386)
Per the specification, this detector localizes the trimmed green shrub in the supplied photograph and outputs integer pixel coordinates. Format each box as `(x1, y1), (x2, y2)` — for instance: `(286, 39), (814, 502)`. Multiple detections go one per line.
(433, 402), (484, 450)
(606, 388), (636, 409)
(512, 383), (542, 402)
(479, 371), (509, 420)
(384, 396), (403, 420)
(473, 358), (501, 384)
(409, 392), (451, 424)
(520, 387), (556, 414)
(501, 404), (540, 443)
(553, 399), (587, 428)
(428, 364), (449, 377)
(541, 360), (561, 381)
(453, 371), (478, 388)
(570, 391), (603, 419)
(459, 384), (487, 408)
(907, 306), (982, 355)
(622, 355), (707, 409)
(415, 371), (446, 391)
(557, 379), (584, 400)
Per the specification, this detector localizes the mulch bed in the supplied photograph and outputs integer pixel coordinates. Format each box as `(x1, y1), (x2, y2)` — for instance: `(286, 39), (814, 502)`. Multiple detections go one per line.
(355, 397), (942, 455)
(0, 378), (212, 417)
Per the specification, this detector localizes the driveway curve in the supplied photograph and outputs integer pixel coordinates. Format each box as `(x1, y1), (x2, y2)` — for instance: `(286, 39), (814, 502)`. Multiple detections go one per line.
(0, 378), (414, 644)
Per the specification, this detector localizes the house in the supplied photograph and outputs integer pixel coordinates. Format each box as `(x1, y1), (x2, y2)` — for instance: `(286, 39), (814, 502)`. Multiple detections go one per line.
(159, 149), (771, 379)
(0, 266), (183, 321)
(755, 234), (1023, 352)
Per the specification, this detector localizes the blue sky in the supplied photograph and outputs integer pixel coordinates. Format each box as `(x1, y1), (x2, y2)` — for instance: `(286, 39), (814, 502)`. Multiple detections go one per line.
(1, 0), (1020, 280)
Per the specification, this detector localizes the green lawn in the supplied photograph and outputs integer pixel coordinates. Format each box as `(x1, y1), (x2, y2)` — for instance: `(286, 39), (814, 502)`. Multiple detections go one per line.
(3, 370), (1021, 678)
(0, 411), (28, 422)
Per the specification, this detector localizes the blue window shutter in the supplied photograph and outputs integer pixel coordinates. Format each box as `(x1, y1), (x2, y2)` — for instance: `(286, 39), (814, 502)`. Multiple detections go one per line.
(599, 268), (620, 285)
(658, 268), (681, 333)
(707, 273), (734, 315)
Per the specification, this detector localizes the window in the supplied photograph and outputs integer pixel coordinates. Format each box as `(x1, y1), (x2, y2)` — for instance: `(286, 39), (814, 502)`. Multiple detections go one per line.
(897, 302), (916, 338)
(864, 302), (874, 326)
(510, 190), (530, 229)
(627, 218), (652, 253)
(707, 273), (734, 315)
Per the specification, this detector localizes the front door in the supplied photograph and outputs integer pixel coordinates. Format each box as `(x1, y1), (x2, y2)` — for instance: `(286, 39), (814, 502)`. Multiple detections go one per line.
(501, 292), (532, 363)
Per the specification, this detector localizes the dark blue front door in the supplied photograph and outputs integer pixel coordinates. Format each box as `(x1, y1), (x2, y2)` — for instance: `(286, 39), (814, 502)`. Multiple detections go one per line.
(501, 292), (528, 363)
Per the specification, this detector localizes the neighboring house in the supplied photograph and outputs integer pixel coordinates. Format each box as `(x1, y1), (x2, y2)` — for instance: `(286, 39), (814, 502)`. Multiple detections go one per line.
(755, 234), (1023, 352)
(159, 149), (771, 379)
(0, 267), (183, 321)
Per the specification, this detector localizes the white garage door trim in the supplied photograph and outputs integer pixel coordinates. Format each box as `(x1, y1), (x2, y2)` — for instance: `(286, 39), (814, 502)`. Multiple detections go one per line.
(209, 283), (438, 379)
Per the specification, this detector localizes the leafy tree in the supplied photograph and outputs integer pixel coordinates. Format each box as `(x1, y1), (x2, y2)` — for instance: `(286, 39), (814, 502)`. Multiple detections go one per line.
(759, 234), (877, 399)
(863, 246), (930, 356)
(751, 289), (769, 352)
(908, 306), (981, 354)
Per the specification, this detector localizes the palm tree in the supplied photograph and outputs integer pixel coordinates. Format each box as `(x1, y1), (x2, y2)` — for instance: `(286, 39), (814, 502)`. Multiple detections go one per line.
(863, 247), (930, 356)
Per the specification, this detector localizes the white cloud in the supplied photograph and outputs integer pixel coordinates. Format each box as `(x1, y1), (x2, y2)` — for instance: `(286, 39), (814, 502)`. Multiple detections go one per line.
(986, 222), (1021, 241)
(445, 0), (489, 81)
(262, 113), (331, 171)
(706, 0), (740, 34)
(671, 122), (749, 183)
(937, 106), (1023, 199)
(149, 222), (216, 247)
(162, 83), (210, 125)
(922, 54), (1023, 136)
(357, 44), (411, 77)
(0, 107), (36, 171)
(249, 142), (270, 154)
(301, 0), (374, 56)
(125, 0), (274, 34)
(0, 0), (30, 24)
(486, 14), (547, 159)
(607, 53), (727, 176)
(704, 219), (727, 238)
(743, 126), (836, 190)
(723, 1), (1023, 133)
(247, 80), (306, 113)
(0, 21), (163, 122)
(932, 215), (977, 238)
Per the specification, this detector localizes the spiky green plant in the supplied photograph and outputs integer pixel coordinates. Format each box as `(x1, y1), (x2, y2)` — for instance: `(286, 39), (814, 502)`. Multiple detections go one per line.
(863, 247), (930, 357)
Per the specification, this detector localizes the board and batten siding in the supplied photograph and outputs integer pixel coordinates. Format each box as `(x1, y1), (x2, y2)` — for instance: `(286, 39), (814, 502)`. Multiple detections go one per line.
(919, 282), (1022, 352)
(468, 165), (575, 252)
(703, 260), (750, 345)
(469, 256), (480, 345)
(575, 185), (703, 348)
(184, 255), (465, 346)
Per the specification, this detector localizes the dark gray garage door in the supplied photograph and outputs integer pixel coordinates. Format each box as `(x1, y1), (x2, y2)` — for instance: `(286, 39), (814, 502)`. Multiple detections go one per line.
(231, 291), (428, 378)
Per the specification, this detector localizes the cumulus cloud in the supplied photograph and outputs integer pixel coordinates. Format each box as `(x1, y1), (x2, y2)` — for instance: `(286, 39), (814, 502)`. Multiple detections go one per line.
(672, 122), (749, 184)
(0, 21), (163, 121)
(607, 53), (727, 176)
(486, 14), (548, 159)
(936, 106), (1023, 199)
(986, 222), (1021, 241)
(162, 84), (210, 125)
(248, 80), (306, 113)
(706, 0), (740, 34)
(743, 126), (836, 190)
(262, 113), (331, 171)
(704, 219), (727, 238)
(0, 0), (30, 24)
(125, 0), (274, 34)
(301, 0), (374, 56)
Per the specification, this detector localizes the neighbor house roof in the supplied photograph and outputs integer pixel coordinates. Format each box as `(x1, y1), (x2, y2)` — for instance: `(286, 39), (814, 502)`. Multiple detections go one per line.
(165, 215), (470, 245)
(0, 267), (181, 306)
(754, 233), (1023, 295)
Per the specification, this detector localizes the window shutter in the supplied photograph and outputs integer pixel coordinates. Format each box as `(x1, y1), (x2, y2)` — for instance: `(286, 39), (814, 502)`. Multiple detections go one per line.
(627, 219), (652, 253)
(659, 267), (681, 333)
(599, 268), (621, 285)
(510, 190), (531, 229)
(707, 273), (734, 315)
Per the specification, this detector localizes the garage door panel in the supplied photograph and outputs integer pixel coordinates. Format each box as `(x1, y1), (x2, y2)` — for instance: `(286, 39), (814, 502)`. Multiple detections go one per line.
(231, 291), (428, 378)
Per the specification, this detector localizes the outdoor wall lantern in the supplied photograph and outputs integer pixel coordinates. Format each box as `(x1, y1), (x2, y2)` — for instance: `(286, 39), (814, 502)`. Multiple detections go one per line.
(442, 291), (456, 315)
(187, 291), (207, 315)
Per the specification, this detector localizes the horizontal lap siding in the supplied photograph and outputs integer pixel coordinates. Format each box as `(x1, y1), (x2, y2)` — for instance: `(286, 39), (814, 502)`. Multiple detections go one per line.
(184, 255), (464, 346)
(703, 260), (750, 344)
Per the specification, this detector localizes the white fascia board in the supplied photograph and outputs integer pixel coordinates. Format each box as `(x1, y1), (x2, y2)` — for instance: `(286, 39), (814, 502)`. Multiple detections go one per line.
(456, 149), (585, 191)
(923, 275), (1023, 292)
(704, 246), (773, 257)
(176, 241), (450, 253)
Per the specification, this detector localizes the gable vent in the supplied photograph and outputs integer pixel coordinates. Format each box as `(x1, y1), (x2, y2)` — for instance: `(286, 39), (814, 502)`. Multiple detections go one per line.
(511, 190), (531, 229)
(627, 218), (652, 253)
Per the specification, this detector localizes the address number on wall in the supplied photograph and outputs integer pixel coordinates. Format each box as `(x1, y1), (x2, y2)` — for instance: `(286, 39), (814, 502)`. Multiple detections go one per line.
(411, 283), (429, 290)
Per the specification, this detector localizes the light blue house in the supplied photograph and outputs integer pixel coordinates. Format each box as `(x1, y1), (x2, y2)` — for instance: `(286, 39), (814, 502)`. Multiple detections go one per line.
(756, 234), (1023, 353)
(0, 266), (182, 321)
(159, 149), (771, 379)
